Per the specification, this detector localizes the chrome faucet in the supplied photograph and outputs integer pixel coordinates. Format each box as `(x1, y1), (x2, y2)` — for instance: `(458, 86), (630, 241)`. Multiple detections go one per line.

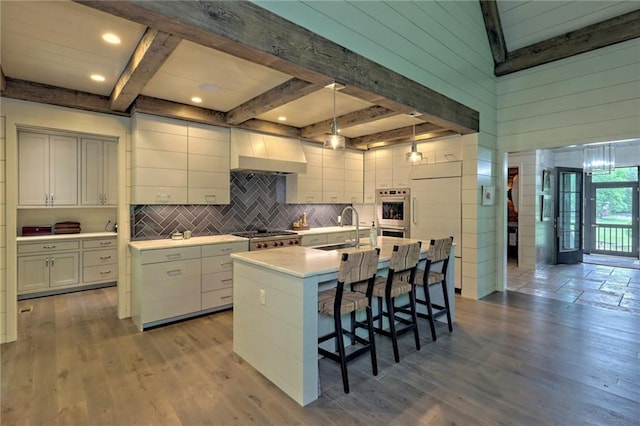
(340, 206), (360, 248)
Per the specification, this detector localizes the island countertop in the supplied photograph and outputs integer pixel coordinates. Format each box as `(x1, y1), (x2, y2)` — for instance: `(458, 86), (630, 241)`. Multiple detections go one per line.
(230, 236), (425, 278)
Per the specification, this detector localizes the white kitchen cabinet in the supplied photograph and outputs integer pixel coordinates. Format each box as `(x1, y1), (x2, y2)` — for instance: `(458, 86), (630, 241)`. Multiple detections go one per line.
(344, 150), (364, 204)
(81, 138), (117, 206)
(286, 143), (323, 204)
(131, 114), (189, 204)
(18, 240), (80, 295)
(374, 148), (393, 189)
(82, 238), (117, 284)
(18, 131), (78, 206)
(188, 123), (230, 204)
(300, 234), (328, 247)
(392, 145), (411, 188)
(201, 241), (247, 309)
(322, 149), (345, 203)
(131, 245), (202, 330)
(364, 150), (376, 204)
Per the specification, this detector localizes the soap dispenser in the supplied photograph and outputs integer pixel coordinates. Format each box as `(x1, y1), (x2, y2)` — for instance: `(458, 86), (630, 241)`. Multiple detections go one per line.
(369, 222), (377, 247)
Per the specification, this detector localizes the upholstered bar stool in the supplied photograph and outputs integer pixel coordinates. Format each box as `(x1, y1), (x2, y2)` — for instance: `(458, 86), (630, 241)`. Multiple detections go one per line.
(317, 248), (381, 394)
(356, 242), (421, 363)
(414, 237), (454, 341)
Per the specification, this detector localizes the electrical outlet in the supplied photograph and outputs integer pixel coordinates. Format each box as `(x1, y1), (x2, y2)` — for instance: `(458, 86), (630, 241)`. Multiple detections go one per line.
(337, 215), (342, 224)
(259, 289), (266, 305)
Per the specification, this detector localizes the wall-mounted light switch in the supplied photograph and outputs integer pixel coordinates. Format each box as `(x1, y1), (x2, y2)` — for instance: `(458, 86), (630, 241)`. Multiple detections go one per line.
(259, 289), (266, 305)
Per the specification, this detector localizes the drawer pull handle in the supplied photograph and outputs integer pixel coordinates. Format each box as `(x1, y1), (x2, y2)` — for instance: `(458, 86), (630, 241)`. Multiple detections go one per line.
(100, 271), (112, 275)
(221, 295), (233, 300)
(221, 279), (232, 283)
(167, 269), (182, 276)
(43, 245), (56, 249)
(220, 261), (232, 266)
(100, 241), (112, 246)
(166, 253), (181, 259)
(100, 256), (112, 260)
(221, 248), (232, 252)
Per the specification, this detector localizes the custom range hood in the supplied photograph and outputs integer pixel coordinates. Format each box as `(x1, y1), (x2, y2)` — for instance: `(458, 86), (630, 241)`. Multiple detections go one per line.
(230, 129), (307, 174)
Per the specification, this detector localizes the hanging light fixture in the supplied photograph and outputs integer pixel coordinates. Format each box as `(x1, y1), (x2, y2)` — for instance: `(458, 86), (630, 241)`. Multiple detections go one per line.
(583, 143), (615, 174)
(324, 82), (346, 150)
(405, 111), (423, 164)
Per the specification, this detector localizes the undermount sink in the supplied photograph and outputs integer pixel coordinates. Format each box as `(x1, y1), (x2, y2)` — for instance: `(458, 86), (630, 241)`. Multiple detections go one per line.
(311, 242), (360, 251)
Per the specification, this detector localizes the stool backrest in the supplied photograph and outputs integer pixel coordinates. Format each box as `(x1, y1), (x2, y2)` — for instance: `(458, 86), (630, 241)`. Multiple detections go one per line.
(389, 242), (422, 273)
(427, 237), (453, 263)
(337, 249), (381, 285)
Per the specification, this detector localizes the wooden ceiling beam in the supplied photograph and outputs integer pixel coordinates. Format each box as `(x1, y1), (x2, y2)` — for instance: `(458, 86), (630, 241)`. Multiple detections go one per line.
(132, 96), (301, 138)
(225, 78), (320, 125)
(496, 9), (640, 76)
(75, 0), (478, 134)
(2, 77), (128, 116)
(350, 122), (443, 147)
(479, 0), (507, 65)
(110, 27), (181, 112)
(301, 105), (400, 138)
(360, 130), (458, 150)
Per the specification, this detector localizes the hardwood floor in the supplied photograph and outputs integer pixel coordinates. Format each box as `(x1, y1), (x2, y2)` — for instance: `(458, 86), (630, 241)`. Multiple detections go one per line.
(2, 286), (639, 425)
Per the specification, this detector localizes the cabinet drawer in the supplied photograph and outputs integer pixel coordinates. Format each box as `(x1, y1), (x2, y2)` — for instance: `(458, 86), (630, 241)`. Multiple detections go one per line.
(202, 242), (248, 257)
(202, 256), (233, 274)
(83, 264), (117, 283)
(144, 293), (202, 324)
(202, 270), (233, 292)
(83, 239), (116, 249)
(202, 288), (233, 310)
(83, 249), (117, 266)
(18, 240), (79, 254)
(326, 232), (351, 244)
(301, 234), (328, 247)
(142, 275), (201, 304)
(140, 246), (201, 264)
(141, 258), (201, 282)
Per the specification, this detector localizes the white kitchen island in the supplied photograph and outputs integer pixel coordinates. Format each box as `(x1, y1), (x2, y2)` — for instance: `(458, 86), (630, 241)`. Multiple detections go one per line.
(231, 236), (455, 406)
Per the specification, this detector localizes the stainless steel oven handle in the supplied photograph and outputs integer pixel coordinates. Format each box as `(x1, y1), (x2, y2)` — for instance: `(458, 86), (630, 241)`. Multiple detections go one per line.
(412, 197), (417, 225)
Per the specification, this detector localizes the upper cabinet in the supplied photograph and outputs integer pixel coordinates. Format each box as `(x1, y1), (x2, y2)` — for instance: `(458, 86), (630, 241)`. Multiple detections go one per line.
(187, 123), (230, 205)
(131, 114), (230, 205)
(287, 143), (363, 204)
(81, 138), (117, 206)
(18, 131), (79, 207)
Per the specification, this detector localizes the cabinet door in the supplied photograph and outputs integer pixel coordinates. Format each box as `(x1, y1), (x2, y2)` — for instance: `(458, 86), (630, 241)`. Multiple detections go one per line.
(18, 132), (49, 206)
(49, 135), (79, 206)
(50, 252), (80, 287)
(17, 255), (49, 293)
(102, 140), (118, 205)
(81, 138), (103, 205)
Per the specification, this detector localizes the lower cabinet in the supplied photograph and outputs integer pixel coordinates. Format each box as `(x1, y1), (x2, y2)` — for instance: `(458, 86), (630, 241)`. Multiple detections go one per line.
(131, 240), (248, 331)
(18, 236), (118, 298)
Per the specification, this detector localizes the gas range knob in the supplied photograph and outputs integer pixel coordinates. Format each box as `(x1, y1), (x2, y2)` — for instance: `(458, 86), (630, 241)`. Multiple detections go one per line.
(256, 243), (262, 249)
(294, 240), (299, 245)
(288, 240), (294, 245)
(279, 241), (284, 246)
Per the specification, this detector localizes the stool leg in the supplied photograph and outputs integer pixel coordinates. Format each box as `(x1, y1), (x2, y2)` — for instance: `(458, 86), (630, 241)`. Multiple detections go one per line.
(377, 296), (383, 330)
(423, 282), (437, 342)
(350, 311), (356, 345)
(386, 295), (400, 363)
(441, 279), (453, 332)
(366, 305), (378, 376)
(333, 311), (349, 393)
(408, 286), (421, 351)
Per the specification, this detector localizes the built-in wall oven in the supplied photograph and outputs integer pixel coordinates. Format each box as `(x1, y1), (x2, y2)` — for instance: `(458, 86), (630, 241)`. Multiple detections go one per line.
(376, 188), (410, 238)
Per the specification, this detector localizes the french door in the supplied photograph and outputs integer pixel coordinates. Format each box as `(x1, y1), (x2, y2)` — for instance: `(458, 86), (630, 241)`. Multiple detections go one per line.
(555, 168), (583, 264)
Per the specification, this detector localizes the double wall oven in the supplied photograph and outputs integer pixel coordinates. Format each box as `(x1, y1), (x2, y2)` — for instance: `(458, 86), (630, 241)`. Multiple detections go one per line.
(376, 188), (411, 238)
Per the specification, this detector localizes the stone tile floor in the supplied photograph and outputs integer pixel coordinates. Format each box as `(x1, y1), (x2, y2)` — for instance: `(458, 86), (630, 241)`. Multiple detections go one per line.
(507, 259), (640, 315)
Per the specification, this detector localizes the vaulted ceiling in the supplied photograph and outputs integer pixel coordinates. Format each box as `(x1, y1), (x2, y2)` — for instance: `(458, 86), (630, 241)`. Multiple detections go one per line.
(1, 1), (639, 149)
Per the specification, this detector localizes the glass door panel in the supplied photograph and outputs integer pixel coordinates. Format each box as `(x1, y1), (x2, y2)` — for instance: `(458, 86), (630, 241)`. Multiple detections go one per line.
(556, 168), (583, 264)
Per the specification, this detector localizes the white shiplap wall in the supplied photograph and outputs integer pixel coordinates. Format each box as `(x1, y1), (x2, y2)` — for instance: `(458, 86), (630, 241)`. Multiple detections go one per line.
(254, 0), (499, 299)
(0, 116), (6, 343)
(497, 38), (640, 152)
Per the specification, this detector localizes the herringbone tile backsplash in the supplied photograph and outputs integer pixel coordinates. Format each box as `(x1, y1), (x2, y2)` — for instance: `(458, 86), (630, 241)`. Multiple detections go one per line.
(132, 172), (350, 240)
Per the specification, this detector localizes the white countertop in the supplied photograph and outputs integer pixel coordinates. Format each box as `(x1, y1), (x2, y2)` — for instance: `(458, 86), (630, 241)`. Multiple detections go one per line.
(293, 225), (369, 235)
(17, 232), (117, 242)
(231, 236), (426, 278)
(128, 234), (249, 251)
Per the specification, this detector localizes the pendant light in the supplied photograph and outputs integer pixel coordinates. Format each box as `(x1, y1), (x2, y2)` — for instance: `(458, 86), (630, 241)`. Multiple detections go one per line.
(405, 111), (423, 164)
(324, 82), (346, 150)
(583, 143), (615, 175)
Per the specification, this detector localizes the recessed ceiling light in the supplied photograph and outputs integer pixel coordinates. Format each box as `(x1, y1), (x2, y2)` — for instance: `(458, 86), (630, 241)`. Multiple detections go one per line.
(191, 96), (203, 103)
(90, 74), (106, 82)
(198, 82), (220, 93)
(278, 116), (287, 122)
(102, 33), (121, 45)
